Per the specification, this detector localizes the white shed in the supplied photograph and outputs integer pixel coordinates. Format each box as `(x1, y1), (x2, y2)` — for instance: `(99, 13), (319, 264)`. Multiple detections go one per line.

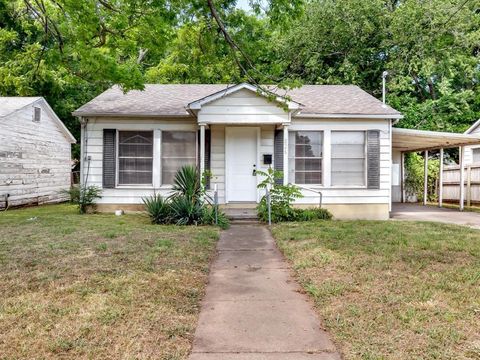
(0, 97), (76, 209)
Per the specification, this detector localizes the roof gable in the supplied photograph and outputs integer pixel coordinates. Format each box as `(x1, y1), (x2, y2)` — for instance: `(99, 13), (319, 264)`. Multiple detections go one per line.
(0, 97), (42, 117)
(0, 97), (76, 143)
(465, 119), (480, 134)
(188, 83), (301, 111)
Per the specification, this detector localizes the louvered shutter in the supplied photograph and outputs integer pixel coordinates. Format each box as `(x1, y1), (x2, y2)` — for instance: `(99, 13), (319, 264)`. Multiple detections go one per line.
(103, 129), (116, 188)
(367, 130), (380, 189)
(274, 129), (284, 185)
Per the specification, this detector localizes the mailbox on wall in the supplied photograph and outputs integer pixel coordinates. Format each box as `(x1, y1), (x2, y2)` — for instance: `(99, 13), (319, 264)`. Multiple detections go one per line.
(263, 154), (273, 165)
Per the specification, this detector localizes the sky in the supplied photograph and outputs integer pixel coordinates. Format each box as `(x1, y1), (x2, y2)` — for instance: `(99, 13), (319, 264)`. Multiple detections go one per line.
(236, 0), (253, 11)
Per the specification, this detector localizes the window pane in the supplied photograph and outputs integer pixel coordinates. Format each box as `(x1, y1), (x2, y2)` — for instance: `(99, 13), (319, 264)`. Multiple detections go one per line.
(331, 144), (365, 158)
(296, 171), (322, 184)
(295, 159), (322, 171)
(331, 158), (365, 172)
(331, 131), (365, 186)
(162, 131), (196, 185)
(288, 131), (322, 184)
(331, 131), (365, 144)
(118, 131), (153, 185)
(473, 148), (480, 163)
(331, 172), (365, 186)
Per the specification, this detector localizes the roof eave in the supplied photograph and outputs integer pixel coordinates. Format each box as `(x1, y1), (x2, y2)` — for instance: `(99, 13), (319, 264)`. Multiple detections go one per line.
(294, 113), (403, 119)
(72, 112), (193, 118)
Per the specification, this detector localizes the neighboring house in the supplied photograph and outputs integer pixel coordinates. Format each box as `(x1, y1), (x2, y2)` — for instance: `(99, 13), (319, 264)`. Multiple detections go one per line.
(464, 119), (480, 164)
(73, 83), (480, 219)
(0, 97), (76, 209)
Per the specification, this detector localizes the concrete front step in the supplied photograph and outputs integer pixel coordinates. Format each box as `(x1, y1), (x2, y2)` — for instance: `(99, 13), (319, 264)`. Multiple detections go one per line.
(223, 207), (258, 220)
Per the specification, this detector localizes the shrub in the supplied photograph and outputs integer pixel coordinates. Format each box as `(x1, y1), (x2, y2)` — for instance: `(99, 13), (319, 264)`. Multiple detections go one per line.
(256, 167), (303, 222)
(256, 168), (332, 223)
(169, 195), (204, 225)
(143, 165), (229, 228)
(142, 194), (172, 224)
(201, 205), (230, 229)
(62, 185), (102, 214)
(292, 208), (333, 221)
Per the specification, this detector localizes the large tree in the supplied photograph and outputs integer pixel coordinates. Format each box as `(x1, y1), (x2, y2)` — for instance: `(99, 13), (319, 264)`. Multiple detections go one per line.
(278, 0), (480, 132)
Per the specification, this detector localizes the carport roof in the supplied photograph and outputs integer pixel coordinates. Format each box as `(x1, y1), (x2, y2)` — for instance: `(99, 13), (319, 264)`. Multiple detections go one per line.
(392, 128), (480, 152)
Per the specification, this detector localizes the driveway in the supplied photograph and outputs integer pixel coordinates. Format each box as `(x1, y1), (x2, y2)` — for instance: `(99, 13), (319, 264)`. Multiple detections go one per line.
(189, 224), (341, 360)
(391, 203), (480, 228)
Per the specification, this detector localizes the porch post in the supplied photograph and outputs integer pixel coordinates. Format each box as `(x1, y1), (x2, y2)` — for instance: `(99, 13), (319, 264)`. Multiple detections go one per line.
(283, 124), (289, 185)
(199, 123), (206, 179)
(423, 150), (428, 206)
(439, 148), (444, 207)
(459, 146), (465, 211)
(401, 152), (406, 203)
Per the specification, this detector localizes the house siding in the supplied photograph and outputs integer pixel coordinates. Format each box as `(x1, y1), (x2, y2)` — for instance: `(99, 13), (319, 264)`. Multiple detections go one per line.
(83, 117), (391, 216)
(0, 102), (72, 208)
(289, 118), (391, 212)
(82, 117), (197, 205)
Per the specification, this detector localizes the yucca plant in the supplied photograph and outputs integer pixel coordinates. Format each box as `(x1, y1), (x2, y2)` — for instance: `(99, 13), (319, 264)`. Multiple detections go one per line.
(171, 165), (203, 201)
(169, 195), (204, 225)
(142, 194), (172, 224)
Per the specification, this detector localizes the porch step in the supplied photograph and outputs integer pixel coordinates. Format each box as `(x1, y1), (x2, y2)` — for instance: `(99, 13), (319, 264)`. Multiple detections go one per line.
(223, 207), (258, 220)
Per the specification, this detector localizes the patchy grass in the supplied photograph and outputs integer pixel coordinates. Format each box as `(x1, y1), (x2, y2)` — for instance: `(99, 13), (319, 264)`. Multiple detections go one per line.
(0, 204), (219, 359)
(272, 220), (480, 360)
(428, 201), (480, 214)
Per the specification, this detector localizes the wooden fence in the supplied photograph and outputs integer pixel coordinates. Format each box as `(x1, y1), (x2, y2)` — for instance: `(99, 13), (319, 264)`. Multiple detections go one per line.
(442, 164), (480, 205)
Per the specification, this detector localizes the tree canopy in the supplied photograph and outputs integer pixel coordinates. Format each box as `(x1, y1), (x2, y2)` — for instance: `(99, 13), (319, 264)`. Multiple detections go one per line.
(0, 0), (479, 158)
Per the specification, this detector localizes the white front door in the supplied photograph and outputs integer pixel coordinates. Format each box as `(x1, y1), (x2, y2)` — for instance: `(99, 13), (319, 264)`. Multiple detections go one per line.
(226, 127), (258, 202)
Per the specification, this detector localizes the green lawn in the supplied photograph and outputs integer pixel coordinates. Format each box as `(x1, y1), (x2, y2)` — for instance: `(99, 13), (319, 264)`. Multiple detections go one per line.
(0, 204), (219, 359)
(272, 220), (480, 360)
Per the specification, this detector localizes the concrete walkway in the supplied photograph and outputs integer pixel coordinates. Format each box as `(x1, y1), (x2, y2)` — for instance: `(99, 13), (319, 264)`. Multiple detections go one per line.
(189, 224), (341, 360)
(391, 203), (480, 229)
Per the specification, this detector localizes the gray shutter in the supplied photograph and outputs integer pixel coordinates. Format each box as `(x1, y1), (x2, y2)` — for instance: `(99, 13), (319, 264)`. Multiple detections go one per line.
(103, 129), (116, 188)
(205, 129), (211, 189)
(367, 130), (380, 189)
(274, 129), (284, 185)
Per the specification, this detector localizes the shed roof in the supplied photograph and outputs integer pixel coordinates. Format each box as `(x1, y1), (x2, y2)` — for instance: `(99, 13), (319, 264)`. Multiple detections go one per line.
(0, 97), (42, 117)
(392, 128), (480, 152)
(73, 84), (401, 118)
(0, 96), (76, 143)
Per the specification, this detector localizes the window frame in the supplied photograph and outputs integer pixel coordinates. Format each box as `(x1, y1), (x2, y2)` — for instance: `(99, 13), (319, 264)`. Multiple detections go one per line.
(33, 107), (41, 122)
(330, 130), (368, 189)
(288, 130), (324, 186)
(115, 129), (155, 187)
(160, 130), (198, 186)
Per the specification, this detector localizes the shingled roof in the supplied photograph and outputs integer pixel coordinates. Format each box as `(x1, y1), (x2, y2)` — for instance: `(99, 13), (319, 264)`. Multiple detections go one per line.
(73, 84), (401, 118)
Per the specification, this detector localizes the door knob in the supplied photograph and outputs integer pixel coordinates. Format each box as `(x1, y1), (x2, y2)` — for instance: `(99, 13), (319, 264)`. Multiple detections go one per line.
(252, 164), (257, 176)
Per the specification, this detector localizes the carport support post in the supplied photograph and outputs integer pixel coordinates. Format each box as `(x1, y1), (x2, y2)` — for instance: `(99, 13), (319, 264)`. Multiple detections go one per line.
(438, 148), (444, 207)
(459, 146), (465, 211)
(423, 150), (428, 206)
(401, 152), (406, 203)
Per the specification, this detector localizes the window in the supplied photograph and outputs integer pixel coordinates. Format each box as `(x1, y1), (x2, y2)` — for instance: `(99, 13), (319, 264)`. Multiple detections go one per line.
(473, 148), (480, 163)
(118, 131), (153, 185)
(331, 131), (366, 186)
(33, 107), (41, 122)
(288, 131), (322, 184)
(161, 131), (197, 185)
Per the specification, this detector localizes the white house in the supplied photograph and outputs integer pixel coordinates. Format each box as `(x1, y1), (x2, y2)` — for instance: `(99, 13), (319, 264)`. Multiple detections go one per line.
(0, 97), (76, 209)
(463, 119), (480, 164)
(73, 83), (480, 219)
